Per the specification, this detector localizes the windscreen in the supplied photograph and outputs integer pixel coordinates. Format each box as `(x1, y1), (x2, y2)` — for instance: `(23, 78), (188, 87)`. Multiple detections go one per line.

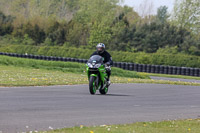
(88, 55), (103, 64)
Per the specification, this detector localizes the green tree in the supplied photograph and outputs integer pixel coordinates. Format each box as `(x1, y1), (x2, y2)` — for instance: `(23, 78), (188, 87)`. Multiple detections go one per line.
(172, 0), (200, 34)
(0, 0), (79, 20)
(75, 0), (121, 47)
(0, 12), (14, 36)
(156, 6), (169, 24)
(88, 22), (112, 48)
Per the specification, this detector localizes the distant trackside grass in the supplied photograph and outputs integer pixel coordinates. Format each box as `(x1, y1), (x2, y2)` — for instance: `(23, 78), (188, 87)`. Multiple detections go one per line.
(140, 72), (200, 80)
(0, 55), (148, 79)
(0, 55), (200, 87)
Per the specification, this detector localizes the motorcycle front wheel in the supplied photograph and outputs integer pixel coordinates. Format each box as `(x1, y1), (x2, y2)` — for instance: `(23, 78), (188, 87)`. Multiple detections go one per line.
(99, 86), (108, 95)
(89, 76), (97, 95)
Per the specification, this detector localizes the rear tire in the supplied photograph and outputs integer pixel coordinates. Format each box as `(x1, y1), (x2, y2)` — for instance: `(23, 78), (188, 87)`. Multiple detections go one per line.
(89, 76), (96, 95)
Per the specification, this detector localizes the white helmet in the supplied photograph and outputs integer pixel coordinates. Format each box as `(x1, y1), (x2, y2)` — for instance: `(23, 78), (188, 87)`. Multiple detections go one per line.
(96, 43), (105, 54)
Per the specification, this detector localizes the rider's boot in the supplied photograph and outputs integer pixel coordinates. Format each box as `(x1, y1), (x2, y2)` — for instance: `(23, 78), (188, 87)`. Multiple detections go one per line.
(107, 78), (111, 86)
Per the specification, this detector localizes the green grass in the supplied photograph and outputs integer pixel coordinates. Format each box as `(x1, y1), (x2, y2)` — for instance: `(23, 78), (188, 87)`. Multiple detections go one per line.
(1, 65), (200, 87)
(1, 55), (200, 87)
(140, 73), (200, 80)
(1, 55), (200, 81)
(0, 55), (148, 79)
(37, 119), (200, 133)
(0, 65), (87, 86)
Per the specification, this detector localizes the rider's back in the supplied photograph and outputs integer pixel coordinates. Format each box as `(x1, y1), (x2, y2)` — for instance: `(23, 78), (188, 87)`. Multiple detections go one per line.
(91, 50), (113, 65)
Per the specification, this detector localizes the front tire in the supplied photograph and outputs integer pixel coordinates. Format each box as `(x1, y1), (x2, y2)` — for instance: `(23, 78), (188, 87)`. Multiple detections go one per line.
(99, 86), (108, 95)
(89, 76), (97, 95)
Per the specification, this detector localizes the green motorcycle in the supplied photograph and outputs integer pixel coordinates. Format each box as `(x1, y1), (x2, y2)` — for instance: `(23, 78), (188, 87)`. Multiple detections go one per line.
(86, 55), (110, 95)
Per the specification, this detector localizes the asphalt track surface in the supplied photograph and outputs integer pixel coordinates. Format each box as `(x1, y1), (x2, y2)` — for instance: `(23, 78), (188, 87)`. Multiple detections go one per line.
(0, 84), (200, 133)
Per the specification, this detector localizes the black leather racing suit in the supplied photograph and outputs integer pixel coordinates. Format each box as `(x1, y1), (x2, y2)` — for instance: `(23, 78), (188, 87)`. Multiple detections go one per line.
(91, 50), (113, 79)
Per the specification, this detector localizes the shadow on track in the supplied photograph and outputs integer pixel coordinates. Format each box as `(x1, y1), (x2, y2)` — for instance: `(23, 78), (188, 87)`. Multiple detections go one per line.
(96, 94), (132, 97)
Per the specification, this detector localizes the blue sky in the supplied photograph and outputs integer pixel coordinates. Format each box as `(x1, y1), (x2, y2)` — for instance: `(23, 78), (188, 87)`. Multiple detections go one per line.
(122, 0), (175, 14)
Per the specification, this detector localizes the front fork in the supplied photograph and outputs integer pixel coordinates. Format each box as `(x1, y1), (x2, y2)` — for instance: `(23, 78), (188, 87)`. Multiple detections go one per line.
(90, 74), (101, 90)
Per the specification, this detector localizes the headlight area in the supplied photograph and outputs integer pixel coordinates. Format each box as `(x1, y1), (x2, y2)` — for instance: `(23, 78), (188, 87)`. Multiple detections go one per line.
(87, 63), (93, 68)
(87, 63), (101, 68)
(94, 63), (101, 68)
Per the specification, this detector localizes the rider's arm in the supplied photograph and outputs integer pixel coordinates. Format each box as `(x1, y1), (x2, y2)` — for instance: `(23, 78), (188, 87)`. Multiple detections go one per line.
(106, 52), (113, 66)
(108, 57), (113, 66)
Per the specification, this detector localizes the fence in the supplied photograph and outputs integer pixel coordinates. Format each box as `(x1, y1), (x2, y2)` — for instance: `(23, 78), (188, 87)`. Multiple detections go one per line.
(0, 52), (200, 77)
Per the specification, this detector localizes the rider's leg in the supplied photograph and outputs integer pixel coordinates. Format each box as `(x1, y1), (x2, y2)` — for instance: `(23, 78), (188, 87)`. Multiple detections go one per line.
(107, 71), (111, 80)
(106, 69), (111, 85)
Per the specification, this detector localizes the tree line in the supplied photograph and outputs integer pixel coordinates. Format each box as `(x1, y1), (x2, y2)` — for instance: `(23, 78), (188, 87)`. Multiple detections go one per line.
(0, 0), (199, 56)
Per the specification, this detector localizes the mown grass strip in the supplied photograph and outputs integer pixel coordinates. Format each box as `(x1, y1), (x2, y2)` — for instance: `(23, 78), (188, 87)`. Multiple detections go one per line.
(35, 119), (200, 133)
(140, 72), (200, 80)
(0, 55), (148, 79)
(1, 65), (200, 87)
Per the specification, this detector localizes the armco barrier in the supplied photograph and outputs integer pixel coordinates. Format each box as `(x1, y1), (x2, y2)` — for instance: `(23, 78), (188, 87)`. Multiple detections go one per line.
(0, 52), (200, 77)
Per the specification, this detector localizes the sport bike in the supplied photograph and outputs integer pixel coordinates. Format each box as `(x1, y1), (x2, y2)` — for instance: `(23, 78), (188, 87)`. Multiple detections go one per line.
(86, 55), (110, 95)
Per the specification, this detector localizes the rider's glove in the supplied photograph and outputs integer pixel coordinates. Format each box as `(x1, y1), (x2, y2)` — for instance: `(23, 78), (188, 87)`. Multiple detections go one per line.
(106, 62), (110, 66)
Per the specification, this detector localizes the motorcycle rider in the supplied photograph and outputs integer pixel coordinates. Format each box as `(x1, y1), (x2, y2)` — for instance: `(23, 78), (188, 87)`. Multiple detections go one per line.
(91, 43), (113, 85)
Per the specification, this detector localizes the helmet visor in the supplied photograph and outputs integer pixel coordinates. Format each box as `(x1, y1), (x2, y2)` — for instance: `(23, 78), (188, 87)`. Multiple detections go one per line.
(97, 47), (103, 52)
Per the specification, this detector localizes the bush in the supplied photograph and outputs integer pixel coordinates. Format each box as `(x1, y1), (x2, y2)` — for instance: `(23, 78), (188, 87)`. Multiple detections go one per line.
(0, 12), (14, 36)
(0, 45), (200, 68)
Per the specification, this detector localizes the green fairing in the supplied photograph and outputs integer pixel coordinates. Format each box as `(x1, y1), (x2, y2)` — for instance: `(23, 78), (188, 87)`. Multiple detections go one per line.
(98, 65), (107, 84)
(86, 62), (109, 95)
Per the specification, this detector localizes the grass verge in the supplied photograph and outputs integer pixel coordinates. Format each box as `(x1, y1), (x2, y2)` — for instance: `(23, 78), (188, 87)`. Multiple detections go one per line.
(140, 73), (200, 80)
(1, 55), (200, 87)
(36, 119), (200, 133)
(1, 65), (200, 87)
(0, 55), (148, 79)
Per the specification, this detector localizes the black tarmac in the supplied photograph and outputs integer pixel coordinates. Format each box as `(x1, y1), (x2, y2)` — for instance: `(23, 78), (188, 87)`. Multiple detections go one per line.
(0, 84), (200, 133)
